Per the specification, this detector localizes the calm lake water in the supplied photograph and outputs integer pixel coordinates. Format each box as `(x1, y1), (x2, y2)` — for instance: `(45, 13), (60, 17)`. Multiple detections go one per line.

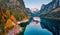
(24, 17), (53, 35)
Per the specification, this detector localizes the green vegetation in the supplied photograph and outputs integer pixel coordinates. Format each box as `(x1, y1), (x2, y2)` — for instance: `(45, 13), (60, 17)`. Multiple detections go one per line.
(0, 0), (30, 35)
(40, 10), (60, 20)
(46, 11), (60, 18)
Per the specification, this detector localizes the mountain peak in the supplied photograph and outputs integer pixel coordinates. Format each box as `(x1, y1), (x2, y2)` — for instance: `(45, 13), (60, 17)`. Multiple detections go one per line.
(31, 8), (39, 11)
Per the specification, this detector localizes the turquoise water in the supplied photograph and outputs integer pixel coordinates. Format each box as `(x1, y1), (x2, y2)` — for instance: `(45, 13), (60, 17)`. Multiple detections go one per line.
(24, 22), (53, 35)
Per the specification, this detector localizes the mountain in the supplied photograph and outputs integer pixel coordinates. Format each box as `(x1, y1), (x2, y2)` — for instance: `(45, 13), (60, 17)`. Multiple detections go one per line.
(32, 10), (40, 17)
(0, 0), (25, 12)
(26, 8), (40, 17)
(26, 8), (32, 16)
(39, 0), (60, 17)
(0, 0), (29, 21)
(43, 7), (60, 20)
(39, 0), (60, 35)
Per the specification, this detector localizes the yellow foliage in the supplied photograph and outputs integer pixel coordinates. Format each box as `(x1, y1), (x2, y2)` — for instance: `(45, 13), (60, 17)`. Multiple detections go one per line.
(1, 16), (5, 22)
(5, 10), (10, 19)
(6, 10), (10, 15)
(10, 15), (16, 21)
(13, 24), (18, 30)
(5, 19), (13, 28)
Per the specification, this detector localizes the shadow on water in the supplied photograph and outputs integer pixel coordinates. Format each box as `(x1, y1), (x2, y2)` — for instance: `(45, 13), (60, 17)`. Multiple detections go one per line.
(18, 17), (33, 35)
(41, 18), (60, 35)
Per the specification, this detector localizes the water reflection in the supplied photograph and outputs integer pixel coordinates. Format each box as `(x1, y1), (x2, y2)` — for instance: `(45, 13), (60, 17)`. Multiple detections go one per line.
(24, 17), (53, 35)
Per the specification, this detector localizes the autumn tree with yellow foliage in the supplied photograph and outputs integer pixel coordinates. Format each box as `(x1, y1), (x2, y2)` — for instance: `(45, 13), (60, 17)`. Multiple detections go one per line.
(0, 8), (17, 35)
(0, 6), (29, 35)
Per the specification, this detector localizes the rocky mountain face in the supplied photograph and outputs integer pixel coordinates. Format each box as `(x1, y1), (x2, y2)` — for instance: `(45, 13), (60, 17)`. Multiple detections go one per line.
(0, 0), (25, 12)
(0, 0), (29, 21)
(26, 8), (40, 17)
(26, 8), (32, 16)
(39, 0), (60, 17)
(0, 0), (30, 35)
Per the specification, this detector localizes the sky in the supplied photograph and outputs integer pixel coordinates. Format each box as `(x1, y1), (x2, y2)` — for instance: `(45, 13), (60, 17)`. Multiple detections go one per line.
(23, 0), (52, 10)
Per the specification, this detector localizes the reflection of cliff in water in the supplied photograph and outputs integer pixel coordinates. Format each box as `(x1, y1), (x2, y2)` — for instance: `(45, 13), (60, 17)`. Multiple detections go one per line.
(41, 18), (60, 35)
